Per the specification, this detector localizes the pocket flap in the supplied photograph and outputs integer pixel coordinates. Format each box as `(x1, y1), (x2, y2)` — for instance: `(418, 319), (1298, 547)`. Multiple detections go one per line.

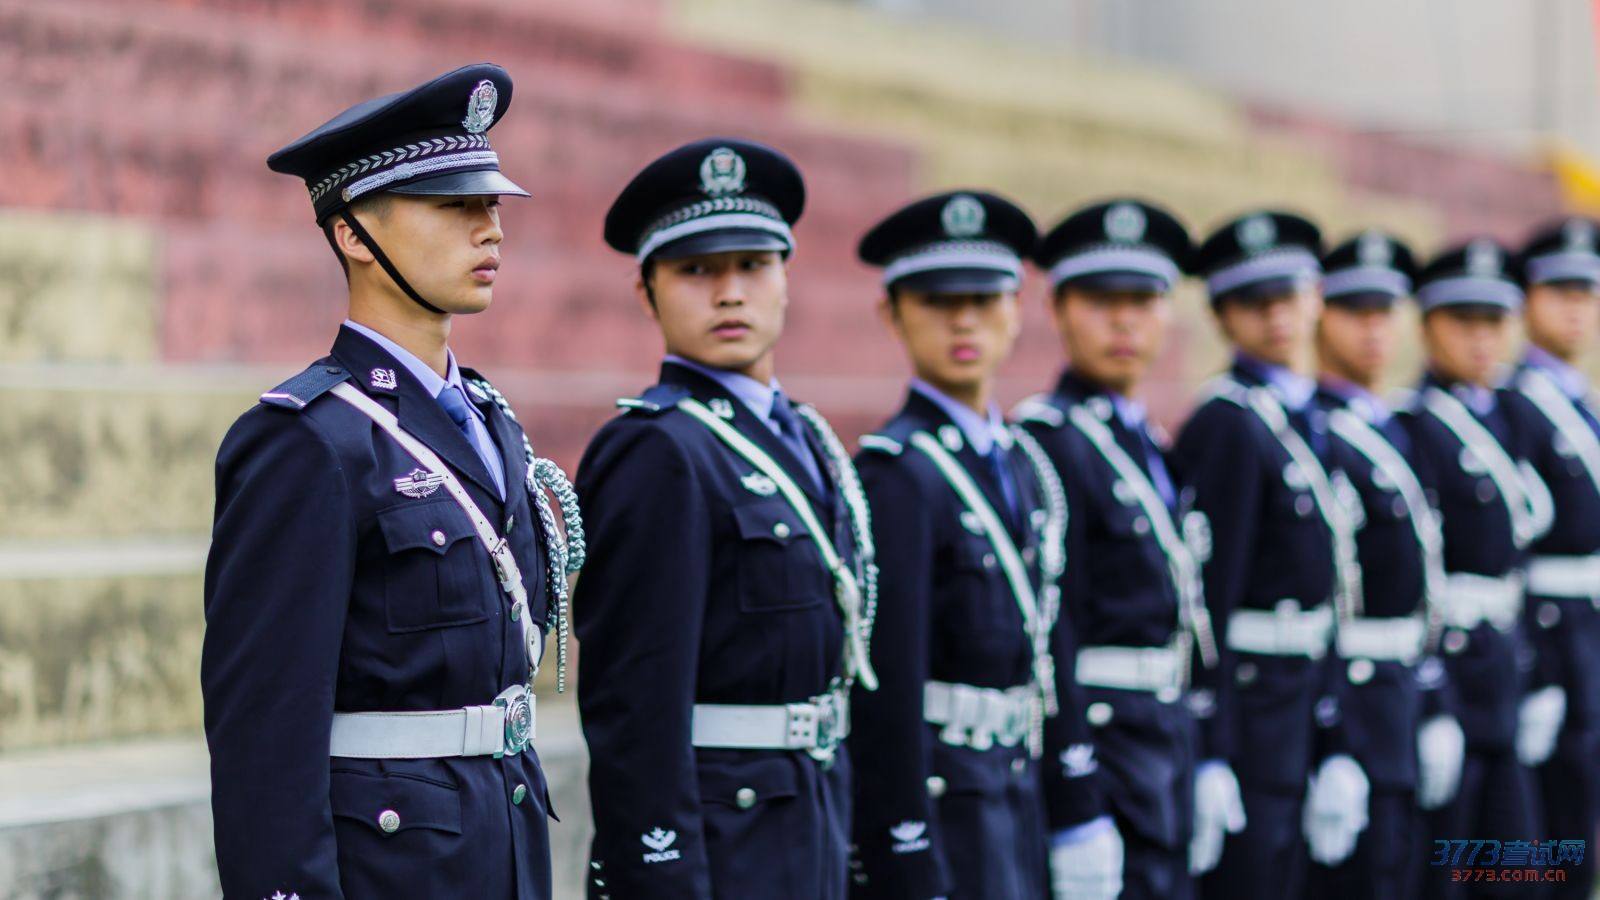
(330, 770), (464, 836)
(377, 498), (478, 555)
(698, 754), (803, 808)
(732, 499), (810, 545)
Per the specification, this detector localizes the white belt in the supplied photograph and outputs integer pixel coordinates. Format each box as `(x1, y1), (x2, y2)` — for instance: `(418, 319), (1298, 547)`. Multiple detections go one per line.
(1226, 602), (1334, 658)
(1336, 614), (1426, 663)
(1443, 572), (1523, 631)
(329, 684), (534, 759)
(923, 680), (1036, 751)
(1528, 554), (1600, 601)
(691, 689), (850, 762)
(1075, 644), (1185, 697)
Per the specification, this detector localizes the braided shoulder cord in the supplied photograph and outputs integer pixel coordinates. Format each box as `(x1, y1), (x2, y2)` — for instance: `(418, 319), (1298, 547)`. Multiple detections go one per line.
(793, 404), (881, 676)
(1010, 425), (1068, 720)
(469, 378), (586, 694)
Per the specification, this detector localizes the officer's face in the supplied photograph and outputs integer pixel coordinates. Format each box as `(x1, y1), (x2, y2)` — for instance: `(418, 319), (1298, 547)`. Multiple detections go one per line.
(1524, 281), (1600, 361)
(1052, 288), (1169, 393)
(1423, 307), (1510, 386)
(882, 290), (1021, 393)
(1215, 286), (1322, 368)
(343, 194), (504, 314)
(1316, 304), (1397, 387)
(641, 251), (789, 379)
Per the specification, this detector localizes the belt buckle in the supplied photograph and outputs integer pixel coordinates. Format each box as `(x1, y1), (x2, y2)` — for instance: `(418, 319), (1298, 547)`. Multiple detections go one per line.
(494, 685), (534, 758)
(805, 690), (845, 765)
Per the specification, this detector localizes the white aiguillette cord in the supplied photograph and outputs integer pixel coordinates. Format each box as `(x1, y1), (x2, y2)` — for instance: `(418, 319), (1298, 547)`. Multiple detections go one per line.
(329, 383), (542, 680)
(677, 398), (878, 691)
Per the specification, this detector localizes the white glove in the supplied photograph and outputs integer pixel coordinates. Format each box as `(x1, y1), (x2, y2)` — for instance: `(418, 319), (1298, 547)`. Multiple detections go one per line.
(1190, 760), (1246, 874)
(1303, 754), (1370, 866)
(1516, 685), (1566, 767)
(1049, 816), (1124, 900)
(1416, 714), (1465, 811)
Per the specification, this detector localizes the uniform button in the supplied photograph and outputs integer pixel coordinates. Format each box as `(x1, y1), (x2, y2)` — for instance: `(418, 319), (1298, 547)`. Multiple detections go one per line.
(1294, 495), (1315, 517)
(773, 522), (792, 539)
(983, 553), (997, 569)
(853, 873), (869, 886)
(1086, 702), (1113, 726)
(378, 809), (400, 833)
(1476, 481), (1497, 503)
(926, 775), (947, 798)
(591, 861), (604, 870)
(1348, 658), (1375, 685)
(1392, 496), (1408, 518)
(1537, 602), (1562, 629)
(505, 514), (515, 534)
(735, 787), (757, 809)
(511, 603), (522, 622)
(1156, 687), (1180, 704)
(430, 529), (447, 546)
(1011, 757), (1027, 775)
(512, 784), (528, 805)
(1132, 516), (1150, 535)
(1235, 661), (1258, 686)
(1443, 629), (1469, 655)
(594, 880), (606, 888)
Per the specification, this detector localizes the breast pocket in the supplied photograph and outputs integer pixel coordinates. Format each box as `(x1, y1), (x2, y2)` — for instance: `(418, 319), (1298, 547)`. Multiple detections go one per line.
(375, 498), (494, 633)
(732, 499), (829, 613)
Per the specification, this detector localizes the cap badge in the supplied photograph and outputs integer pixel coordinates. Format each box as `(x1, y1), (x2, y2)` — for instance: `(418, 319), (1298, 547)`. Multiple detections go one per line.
(1104, 203), (1147, 243)
(1466, 239), (1501, 278)
(940, 194), (986, 238)
(1236, 215), (1277, 253)
(462, 80), (498, 134)
(1564, 218), (1595, 251)
(699, 146), (747, 197)
(1357, 231), (1392, 267)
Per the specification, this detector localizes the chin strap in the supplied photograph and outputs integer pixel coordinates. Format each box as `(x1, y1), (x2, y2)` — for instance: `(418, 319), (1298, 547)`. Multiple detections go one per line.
(339, 209), (447, 315)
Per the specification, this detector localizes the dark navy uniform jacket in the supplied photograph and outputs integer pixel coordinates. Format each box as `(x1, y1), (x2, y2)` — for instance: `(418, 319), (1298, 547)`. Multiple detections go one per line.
(1019, 370), (1198, 852)
(1504, 356), (1600, 737)
(202, 325), (555, 900)
(1314, 383), (1429, 790)
(1171, 359), (1339, 791)
(574, 361), (855, 900)
(849, 388), (1050, 900)
(1396, 374), (1541, 751)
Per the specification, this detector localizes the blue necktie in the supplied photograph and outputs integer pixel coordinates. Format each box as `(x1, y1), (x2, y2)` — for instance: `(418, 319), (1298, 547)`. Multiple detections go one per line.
(769, 396), (826, 494)
(1137, 428), (1178, 509)
(437, 385), (504, 496)
(985, 446), (1021, 526)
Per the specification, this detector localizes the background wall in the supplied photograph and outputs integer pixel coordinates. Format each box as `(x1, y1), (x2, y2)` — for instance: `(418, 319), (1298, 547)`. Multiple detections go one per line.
(0, 0), (1589, 895)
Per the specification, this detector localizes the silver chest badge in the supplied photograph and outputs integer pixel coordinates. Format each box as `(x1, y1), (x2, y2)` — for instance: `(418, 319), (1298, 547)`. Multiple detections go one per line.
(462, 79), (498, 134)
(394, 468), (446, 499)
(370, 368), (398, 391)
(741, 471), (778, 496)
(699, 147), (747, 197)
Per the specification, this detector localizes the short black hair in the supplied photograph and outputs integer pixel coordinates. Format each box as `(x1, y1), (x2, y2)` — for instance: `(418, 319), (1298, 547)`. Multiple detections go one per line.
(322, 192), (394, 279)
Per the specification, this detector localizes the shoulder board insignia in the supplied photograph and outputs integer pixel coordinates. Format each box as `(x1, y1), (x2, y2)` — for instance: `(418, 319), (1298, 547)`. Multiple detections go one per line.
(858, 434), (904, 456)
(616, 384), (689, 415)
(260, 363), (350, 411)
(1011, 394), (1065, 428)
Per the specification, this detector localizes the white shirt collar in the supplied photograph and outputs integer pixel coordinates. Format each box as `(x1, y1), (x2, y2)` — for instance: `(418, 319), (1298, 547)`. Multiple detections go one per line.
(344, 320), (478, 417)
(910, 379), (1011, 455)
(1525, 345), (1590, 400)
(664, 354), (781, 421)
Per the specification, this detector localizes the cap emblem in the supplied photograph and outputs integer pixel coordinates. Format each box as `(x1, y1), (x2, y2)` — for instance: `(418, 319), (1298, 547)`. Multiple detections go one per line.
(940, 194), (986, 238)
(1466, 239), (1501, 278)
(1357, 231), (1392, 267)
(462, 80), (498, 134)
(1104, 203), (1147, 243)
(1236, 215), (1277, 253)
(1563, 218), (1596, 252)
(699, 147), (747, 197)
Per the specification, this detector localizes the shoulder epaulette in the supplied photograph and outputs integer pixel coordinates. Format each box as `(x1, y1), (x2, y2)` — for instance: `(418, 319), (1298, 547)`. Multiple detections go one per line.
(1194, 375), (1249, 409)
(260, 362), (350, 411)
(858, 434), (904, 456)
(617, 384), (690, 415)
(1011, 393), (1065, 428)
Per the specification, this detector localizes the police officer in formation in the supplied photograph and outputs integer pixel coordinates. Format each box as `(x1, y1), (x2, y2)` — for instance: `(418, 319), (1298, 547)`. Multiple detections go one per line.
(1503, 218), (1600, 900)
(1168, 212), (1372, 900)
(1306, 232), (1465, 898)
(211, 66), (1600, 898)
(848, 191), (1057, 900)
(1399, 238), (1559, 899)
(574, 138), (876, 899)
(1016, 200), (1215, 900)
(203, 64), (578, 899)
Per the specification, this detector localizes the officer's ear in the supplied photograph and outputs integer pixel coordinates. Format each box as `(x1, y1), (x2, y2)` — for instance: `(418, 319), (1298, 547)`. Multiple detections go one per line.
(634, 260), (660, 321)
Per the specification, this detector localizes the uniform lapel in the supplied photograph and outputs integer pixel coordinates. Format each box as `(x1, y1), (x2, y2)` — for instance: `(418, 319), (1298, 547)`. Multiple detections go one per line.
(906, 390), (1020, 537)
(332, 326), (504, 502)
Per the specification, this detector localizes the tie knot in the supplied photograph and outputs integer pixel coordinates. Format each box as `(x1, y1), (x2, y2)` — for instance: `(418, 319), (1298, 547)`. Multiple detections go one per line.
(769, 395), (800, 434)
(437, 385), (474, 430)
